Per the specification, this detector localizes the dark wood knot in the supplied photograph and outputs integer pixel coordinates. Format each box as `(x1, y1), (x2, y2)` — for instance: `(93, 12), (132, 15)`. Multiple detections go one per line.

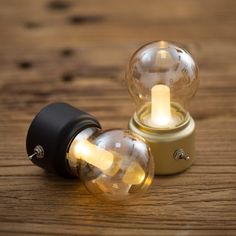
(47, 0), (71, 10)
(17, 61), (33, 70)
(62, 73), (74, 82)
(68, 15), (104, 25)
(24, 21), (42, 29)
(61, 48), (75, 57)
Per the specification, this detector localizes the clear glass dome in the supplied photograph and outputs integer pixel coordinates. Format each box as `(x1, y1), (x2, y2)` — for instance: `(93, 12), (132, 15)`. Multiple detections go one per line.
(126, 41), (199, 129)
(67, 128), (154, 202)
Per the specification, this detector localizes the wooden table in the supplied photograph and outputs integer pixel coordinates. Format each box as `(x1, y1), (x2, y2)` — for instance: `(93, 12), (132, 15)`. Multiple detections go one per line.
(0, 0), (236, 235)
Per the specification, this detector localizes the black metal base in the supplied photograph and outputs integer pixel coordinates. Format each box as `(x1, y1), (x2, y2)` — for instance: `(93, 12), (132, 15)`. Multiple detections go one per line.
(26, 103), (101, 178)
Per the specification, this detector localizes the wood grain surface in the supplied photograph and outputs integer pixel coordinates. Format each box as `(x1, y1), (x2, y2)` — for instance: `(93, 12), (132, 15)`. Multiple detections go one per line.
(0, 0), (236, 235)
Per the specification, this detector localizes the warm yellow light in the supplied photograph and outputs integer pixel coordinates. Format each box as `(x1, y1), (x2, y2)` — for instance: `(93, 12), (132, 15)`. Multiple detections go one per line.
(93, 174), (132, 194)
(122, 161), (145, 185)
(151, 84), (171, 127)
(158, 49), (169, 59)
(69, 139), (146, 186)
(70, 140), (114, 171)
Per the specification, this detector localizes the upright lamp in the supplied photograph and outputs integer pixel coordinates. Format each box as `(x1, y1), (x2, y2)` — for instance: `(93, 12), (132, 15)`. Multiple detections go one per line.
(126, 41), (199, 175)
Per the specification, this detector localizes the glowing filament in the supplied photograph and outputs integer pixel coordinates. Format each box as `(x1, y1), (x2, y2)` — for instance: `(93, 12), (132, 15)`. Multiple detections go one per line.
(151, 84), (171, 127)
(69, 139), (146, 186)
(122, 161), (145, 185)
(70, 140), (114, 171)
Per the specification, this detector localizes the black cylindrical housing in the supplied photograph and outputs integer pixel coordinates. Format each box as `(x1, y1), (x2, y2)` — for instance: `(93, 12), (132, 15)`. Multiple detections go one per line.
(26, 103), (101, 178)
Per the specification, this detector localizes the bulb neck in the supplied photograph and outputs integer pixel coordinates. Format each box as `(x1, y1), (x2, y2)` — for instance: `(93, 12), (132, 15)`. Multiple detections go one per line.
(131, 112), (191, 134)
(133, 103), (190, 134)
(26, 103), (101, 178)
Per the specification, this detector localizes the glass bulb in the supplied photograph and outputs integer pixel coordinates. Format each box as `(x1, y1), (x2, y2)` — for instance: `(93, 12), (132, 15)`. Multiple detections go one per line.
(67, 128), (154, 202)
(126, 40), (199, 129)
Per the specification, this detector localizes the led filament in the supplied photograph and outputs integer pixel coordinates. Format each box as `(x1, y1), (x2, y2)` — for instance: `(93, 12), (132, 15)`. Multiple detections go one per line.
(151, 84), (171, 127)
(69, 139), (114, 171)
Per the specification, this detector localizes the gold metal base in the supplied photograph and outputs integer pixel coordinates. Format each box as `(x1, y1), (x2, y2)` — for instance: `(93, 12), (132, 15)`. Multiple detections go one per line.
(128, 115), (195, 175)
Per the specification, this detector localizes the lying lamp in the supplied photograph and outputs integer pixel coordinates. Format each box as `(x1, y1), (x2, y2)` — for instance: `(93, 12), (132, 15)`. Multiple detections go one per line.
(26, 103), (154, 201)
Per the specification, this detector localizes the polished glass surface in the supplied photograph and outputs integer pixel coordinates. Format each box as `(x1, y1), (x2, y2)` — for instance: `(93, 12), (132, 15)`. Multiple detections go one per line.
(67, 128), (154, 202)
(126, 41), (199, 129)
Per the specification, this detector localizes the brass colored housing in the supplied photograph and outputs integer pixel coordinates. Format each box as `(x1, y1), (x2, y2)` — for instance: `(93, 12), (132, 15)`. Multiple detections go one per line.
(129, 114), (195, 175)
